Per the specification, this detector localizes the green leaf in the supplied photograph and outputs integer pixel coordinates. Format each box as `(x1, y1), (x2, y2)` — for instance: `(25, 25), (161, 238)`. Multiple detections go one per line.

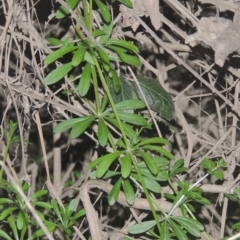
(169, 219), (188, 240)
(92, 29), (107, 38)
(98, 118), (108, 147)
(134, 76), (175, 120)
(108, 74), (138, 103)
(131, 174), (161, 193)
(112, 112), (147, 126)
(128, 220), (156, 234)
(153, 156), (170, 167)
(84, 51), (95, 65)
(47, 37), (63, 46)
(170, 159), (187, 176)
(107, 45), (142, 67)
(94, 0), (111, 22)
(30, 189), (48, 201)
(106, 39), (139, 53)
(108, 70), (121, 93)
(45, 62), (73, 85)
(70, 117), (94, 138)
(51, 199), (63, 224)
(105, 117), (137, 140)
(78, 63), (92, 96)
(118, 0), (133, 8)
(96, 47), (110, 65)
(123, 179), (135, 205)
(44, 46), (78, 65)
(55, 0), (79, 19)
(97, 152), (119, 178)
(136, 137), (170, 147)
(7, 215), (18, 239)
(114, 100), (145, 111)
(17, 211), (25, 230)
(120, 154), (132, 178)
(173, 217), (204, 237)
(0, 230), (12, 240)
(100, 22), (113, 43)
(213, 170), (224, 180)
(108, 178), (122, 205)
(89, 152), (121, 169)
(72, 209), (86, 220)
(0, 207), (18, 220)
(72, 46), (86, 66)
(137, 152), (158, 175)
(160, 221), (170, 240)
(0, 198), (14, 204)
(54, 116), (94, 133)
(201, 158), (215, 171)
(142, 145), (174, 160)
(90, 170), (120, 179)
(32, 201), (52, 210)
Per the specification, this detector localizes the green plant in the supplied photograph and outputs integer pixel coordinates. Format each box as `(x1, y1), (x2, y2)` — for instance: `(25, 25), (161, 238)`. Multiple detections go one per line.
(0, 180), (85, 240)
(42, 0), (226, 239)
(1, 120), (20, 182)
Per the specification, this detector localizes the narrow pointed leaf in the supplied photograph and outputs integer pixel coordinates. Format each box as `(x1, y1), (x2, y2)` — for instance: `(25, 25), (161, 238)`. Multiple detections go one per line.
(96, 47), (110, 65)
(44, 46), (78, 65)
(106, 39), (139, 53)
(169, 219), (188, 240)
(118, 0), (133, 7)
(94, 0), (111, 22)
(173, 217), (204, 237)
(92, 29), (106, 38)
(96, 152), (119, 178)
(105, 117), (137, 140)
(7, 216), (18, 239)
(84, 51), (95, 65)
(114, 100), (145, 111)
(0, 230), (12, 240)
(0, 207), (18, 220)
(78, 63), (92, 96)
(128, 220), (156, 234)
(100, 22), (113, 43)
(107, 46), (142, 67)
(120, 154), (132, 178)
(89, 152), (121, 170)
(56, 0), (79, 19)
(108, 178), (122, 205)
(160, 221), (170, 240)
(72, 46), (86, 66)
(70, 117), (94, 138)
(142, 145), (174, 159)
(45, 63), (73, 85)
(138, 152), (158, 175)
(98, 118), (108, 147)
(53, 117), (92, 133)
(123, 179), (135, 205)
(47, 37), (63, 46)
(136, 137), (170, 147)
(110, 69), (121, 93)
(131, 174), (161, 193)
(114, 112), (147, 126)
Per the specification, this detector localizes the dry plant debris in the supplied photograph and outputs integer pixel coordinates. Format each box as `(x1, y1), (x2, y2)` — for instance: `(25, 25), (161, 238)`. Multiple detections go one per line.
(185, 17), (240, 67)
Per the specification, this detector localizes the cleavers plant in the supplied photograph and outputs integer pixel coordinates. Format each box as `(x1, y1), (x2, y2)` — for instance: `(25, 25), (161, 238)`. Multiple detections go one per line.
(43, 0), (228, 239)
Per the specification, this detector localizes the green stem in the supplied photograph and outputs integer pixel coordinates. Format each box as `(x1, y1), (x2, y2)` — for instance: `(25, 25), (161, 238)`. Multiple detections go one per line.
(0, 141), (11, 182)
(93, 56), (162, 235)
(91, 65), (101, 113)
(93, 56), (129, 146)
(130, 153), (162, 234)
